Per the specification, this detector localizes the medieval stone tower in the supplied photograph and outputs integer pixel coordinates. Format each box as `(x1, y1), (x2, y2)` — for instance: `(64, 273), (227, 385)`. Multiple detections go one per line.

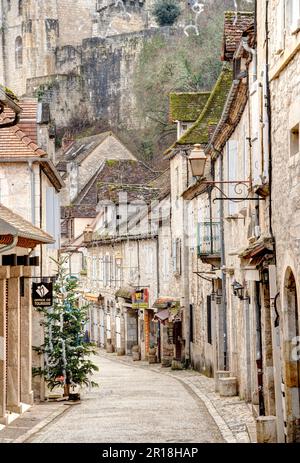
(0, 0), (156, 96)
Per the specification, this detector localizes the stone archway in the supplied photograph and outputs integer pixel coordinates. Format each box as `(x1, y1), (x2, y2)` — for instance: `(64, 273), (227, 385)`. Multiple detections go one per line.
(283, 268), (300, 442)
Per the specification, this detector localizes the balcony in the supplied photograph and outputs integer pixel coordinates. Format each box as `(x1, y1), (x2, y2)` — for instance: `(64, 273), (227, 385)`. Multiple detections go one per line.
(197, 221), (221, 267)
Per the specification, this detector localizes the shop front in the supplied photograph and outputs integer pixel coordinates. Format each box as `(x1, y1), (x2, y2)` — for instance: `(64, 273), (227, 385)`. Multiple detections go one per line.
(153, 298), (181, 367)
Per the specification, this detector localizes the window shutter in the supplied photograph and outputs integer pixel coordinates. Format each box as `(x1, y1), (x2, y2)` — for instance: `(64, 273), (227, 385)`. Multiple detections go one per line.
(172, 239), (177, 273)
(250, 82), (262, 185)
(103, 256), (107, 286)
(107, 255), (111, 286)
(46, 187), (55, 249)
(176, 238), (182, 275)
(99, 256), (103, 282)
(54, 192), (60, 249)
(288, 0), (300, 32)
(227, 140), (238, 215)
(275, 0), (285, 54)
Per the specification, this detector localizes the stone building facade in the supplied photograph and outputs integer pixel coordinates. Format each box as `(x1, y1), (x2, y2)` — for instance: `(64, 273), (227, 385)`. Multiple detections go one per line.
(0, 96), (64, 401)
(258, 0), (300, 444)
(161, 3), (300, 443)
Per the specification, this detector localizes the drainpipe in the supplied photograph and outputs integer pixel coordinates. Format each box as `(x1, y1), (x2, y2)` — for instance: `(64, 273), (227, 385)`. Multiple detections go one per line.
(255, 280), (265, 416)
(265, 0), (275, 253)
(28, 161), (36, 226)
(219, 153), (228, 371)
(156, 236), (160, 296)
(242, 36), (257, 83)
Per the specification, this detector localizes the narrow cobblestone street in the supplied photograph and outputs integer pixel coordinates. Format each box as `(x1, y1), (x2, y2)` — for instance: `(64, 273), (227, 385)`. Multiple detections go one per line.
(26, 353), (225, 443)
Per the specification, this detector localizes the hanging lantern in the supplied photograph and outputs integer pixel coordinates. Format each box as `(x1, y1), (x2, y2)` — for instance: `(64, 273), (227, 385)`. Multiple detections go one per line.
(188, 144), (207, 177)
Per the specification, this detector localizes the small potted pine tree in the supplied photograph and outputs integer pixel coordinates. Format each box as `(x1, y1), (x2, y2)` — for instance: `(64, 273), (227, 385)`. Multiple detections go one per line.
(33, 257), (99, 400)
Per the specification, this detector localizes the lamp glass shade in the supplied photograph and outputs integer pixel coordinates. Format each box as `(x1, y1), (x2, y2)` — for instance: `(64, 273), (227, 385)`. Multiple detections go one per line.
(188, 145), (207, 177)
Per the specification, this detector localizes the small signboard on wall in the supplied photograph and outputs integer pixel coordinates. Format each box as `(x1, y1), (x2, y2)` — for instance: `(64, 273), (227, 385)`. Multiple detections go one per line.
(32, 282), (53, 308)
(132, 288), (149, 309)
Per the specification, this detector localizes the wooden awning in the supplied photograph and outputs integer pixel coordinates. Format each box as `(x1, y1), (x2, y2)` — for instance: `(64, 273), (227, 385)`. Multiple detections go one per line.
(152, 297), (180, 310)
(115, 287), (134, 300)
(0, 203), (54, 249)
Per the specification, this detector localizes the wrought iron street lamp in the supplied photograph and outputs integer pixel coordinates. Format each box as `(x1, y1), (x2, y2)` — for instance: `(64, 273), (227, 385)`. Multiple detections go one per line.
(231, 280), (250, 301)
(187, 144), (265, 203)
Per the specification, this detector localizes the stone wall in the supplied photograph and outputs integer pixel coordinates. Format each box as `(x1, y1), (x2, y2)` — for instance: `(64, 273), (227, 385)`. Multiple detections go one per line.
(268, 26), (300, 442)
(25, 27), (181, 131)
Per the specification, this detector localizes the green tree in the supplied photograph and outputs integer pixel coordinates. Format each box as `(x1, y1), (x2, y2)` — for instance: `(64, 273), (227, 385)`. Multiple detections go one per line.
(153, 0), (181, 26)
(33, 257), (98, 397)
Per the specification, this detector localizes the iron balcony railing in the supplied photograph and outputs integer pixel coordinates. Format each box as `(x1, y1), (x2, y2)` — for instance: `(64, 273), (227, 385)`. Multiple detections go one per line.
(197, 221), (221, 256)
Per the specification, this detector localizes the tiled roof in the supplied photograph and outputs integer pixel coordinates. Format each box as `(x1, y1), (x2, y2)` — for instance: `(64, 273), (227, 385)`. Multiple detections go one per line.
(62, 132), (112, 164)
(2, 98), (38, 143)
(147, 168), (170, 199)
(0, 203), (54, 247)
(65, 159), (159, 218)
(76, 159), (157, 203)
(164, 64), (233, 153)
(169, 92), (210, 122)
(0, 117), (46, 157)
(222, 11), (254, 61)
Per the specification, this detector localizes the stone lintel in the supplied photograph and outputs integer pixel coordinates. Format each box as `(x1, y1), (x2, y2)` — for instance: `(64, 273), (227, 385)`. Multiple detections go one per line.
(22, 266), (32, 278)
(9, 266), (23, 278)
(0, 266), (10, 280)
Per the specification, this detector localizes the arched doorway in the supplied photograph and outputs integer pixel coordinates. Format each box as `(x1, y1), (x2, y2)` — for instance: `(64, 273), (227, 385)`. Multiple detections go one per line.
(283, 268), (300, 442)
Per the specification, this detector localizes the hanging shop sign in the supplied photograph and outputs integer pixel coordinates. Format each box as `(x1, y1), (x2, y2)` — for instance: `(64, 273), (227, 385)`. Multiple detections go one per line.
(32, 282), (53, 308)
(132, 288), (149, 309)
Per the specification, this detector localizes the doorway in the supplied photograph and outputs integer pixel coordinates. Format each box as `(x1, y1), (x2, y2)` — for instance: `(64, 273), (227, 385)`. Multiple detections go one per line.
(284, 268), (300, 442)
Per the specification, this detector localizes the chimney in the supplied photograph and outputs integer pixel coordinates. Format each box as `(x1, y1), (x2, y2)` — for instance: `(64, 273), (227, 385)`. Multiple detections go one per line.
(83, 225), (93, 243)
(62, 132), (75, 153)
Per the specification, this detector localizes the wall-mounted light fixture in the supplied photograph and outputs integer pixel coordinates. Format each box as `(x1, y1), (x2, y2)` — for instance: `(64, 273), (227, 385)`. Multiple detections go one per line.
(188, 144), (208, 178)
(188, 144), (263, 203)
(215, 288), (222, 305)
(231, 280), (250, 302)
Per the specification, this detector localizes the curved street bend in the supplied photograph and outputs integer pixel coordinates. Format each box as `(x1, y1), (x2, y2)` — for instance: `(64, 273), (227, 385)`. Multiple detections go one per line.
(27, 355), (224, 443)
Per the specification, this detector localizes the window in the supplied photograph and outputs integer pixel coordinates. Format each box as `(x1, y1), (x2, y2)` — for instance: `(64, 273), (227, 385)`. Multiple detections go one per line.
(103, 255), (111, 287)
(15, 36), (23, 68)
(18, 0), (23, 15)
(115, 257), (122, 285)
(175, 166), (179, 206)
(162, 244), (169, 280)
(172, 238), (181, 275)
(287, 0), (300, 33)
(92, 257), (97, 281)
(99, 256), (104, 282)
(146, 247), (154, 276)
(290, 124), (299, 156)
(182, 124), (188, 131)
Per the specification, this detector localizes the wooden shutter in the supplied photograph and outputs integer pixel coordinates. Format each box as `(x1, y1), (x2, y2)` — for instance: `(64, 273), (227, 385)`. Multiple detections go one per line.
(227, 140), (238, 215)
(250, 81), (262, 185)
(288, 0), (300, 32)
(46, 187), (60, 249)
(275, 0), (285, 54)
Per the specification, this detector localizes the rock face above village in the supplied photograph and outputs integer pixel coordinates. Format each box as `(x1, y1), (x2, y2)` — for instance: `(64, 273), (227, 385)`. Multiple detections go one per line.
(0, 0), (247, 164)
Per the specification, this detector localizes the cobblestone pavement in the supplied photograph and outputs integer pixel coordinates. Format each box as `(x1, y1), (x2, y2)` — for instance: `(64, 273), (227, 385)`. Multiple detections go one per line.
(27, 354), (224, 443)
(98, 351), (257, 443)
